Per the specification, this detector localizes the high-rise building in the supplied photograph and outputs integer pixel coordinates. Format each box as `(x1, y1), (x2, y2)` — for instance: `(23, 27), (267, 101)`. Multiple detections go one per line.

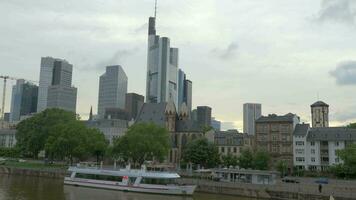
(197, 106), (212, 127)
(243, 103), (262, 135)
(47, 86), (77, 112)
(146, 17), (178, 108)
(178, 69), (192, 112)
(37, 57), (77, 112)
(125, 93), (144, 120)
(98, 65), (128, 118)
(311, 101), (329, 128)
(10, 79), (38, 122)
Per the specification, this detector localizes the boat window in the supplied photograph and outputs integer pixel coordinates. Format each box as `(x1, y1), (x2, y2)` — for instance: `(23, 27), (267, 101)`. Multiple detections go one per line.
(75, 173), (123, 182)
(141, 178), (176, 185)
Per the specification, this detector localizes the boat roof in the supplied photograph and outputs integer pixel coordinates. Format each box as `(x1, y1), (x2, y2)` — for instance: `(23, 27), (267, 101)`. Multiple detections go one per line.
(68, 167), (180, 179)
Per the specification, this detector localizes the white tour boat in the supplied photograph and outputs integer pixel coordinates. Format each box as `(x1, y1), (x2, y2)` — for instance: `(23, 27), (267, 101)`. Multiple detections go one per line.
(64, 166), (196, 195)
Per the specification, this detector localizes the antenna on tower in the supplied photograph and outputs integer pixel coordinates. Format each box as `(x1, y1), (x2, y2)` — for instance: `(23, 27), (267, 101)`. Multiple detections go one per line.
(154, 0), (158, 18)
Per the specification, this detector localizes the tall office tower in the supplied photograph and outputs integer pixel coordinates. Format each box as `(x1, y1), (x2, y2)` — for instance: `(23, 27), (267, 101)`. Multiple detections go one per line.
(177, 69), (192, 113)
(311, 101), (329, 128)
(37, 57), (77, 112)
(10, 79), (38, 122)
(97, 65), (128, 118)
(243, 103), (262, 135)
(197, 106), (212, 127)
(146, 17), (179, 108)
(125, 93), (144, 120)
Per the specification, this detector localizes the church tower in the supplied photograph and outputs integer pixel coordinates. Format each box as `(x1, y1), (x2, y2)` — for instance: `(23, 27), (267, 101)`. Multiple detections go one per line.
(311, 101), (329, 128)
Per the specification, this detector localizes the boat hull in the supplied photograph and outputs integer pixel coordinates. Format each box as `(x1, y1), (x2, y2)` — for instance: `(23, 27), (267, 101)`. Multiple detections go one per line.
(64, 178), (196, 196)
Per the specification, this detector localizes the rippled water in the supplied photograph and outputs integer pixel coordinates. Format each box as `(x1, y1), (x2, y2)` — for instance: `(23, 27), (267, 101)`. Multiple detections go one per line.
(0, 174), (254, 200)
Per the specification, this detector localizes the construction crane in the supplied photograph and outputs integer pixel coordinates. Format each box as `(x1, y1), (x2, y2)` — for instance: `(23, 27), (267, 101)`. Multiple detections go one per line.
(0, 75), (37, 121)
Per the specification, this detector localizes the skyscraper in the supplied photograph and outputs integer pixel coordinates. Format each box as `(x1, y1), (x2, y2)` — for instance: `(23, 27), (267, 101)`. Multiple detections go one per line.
(97, 65), (128, 118)
(243, 103), (262, 135)
(37, 57), (77, 113)
(146, 16), (178, 108)
(177, 69), (192, 112)
(197, 106), (212, 127)
(125, 93), (144, 120)
(10, 79), (38, 122)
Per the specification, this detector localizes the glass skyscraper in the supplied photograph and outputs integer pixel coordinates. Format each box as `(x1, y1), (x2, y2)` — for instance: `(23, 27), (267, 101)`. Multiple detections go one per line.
(37, 57), (77, 113)
(146, 17), (178, 108)
(10, 79), (38, 122)
(97, 65), (128, 118)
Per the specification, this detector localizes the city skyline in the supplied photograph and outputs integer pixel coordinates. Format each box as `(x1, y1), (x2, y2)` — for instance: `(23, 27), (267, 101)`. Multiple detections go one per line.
(1, 0), (356, 130)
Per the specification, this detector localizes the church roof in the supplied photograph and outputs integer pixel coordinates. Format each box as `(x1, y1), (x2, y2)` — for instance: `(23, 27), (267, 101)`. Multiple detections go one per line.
(311, 101), (329, 107)
(135, 102), (168, 127)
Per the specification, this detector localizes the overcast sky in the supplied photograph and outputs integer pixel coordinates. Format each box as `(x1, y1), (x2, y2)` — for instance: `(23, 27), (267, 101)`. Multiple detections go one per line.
(1, 0), (356, 130)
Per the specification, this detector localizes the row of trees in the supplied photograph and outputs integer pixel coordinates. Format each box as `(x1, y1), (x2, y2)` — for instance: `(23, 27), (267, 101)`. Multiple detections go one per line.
(16, 109), (108, 164)
(182, 138), (271, 170)
(15, 109), (271, 169)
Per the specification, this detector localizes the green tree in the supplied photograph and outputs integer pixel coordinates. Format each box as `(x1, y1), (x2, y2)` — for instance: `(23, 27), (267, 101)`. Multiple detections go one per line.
(238, 149), (254, 169)
(221, 154), (238, 167)
(86, 128), (109, 164)
(182, 138), (220, 168)
(347, 123), (356, 129)
(276, 160), (288, 177)
(332, 144), (356, 178)
(16, 108), (77, 158)
(252, 151), (270, 170)
(112, 123), (170, 167)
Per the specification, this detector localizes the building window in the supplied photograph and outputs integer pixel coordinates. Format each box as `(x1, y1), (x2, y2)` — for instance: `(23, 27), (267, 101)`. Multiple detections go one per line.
(311, 157), (315, 162)
(295, 149), (304, 154)
(221, 147), (225, 153)
(227, 147), (231, 153)
(272, 144), (279, 152)
(311, 141), (315, 146)
(296, 157), (305, 162)
(335, 142), (339, 146)
(311, 149), (315, 154)
(295, 141), (304, 146)
(233, 147), (237, 153)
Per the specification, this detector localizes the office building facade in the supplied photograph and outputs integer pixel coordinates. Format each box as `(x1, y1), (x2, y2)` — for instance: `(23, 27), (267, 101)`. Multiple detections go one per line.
(10, 79), (38, 122)
(125, 93), (144, 120)
(97, 65), (128, 118)
(37, 57), (77, 112)
(197, 106), (212, 127)
(146, 17), (179, 108)
(243, 103), (262, 135)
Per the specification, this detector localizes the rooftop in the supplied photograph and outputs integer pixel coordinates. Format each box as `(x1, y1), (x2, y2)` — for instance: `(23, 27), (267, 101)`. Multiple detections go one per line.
(256, 113), (298, 123)
(311, 101), (329, 107)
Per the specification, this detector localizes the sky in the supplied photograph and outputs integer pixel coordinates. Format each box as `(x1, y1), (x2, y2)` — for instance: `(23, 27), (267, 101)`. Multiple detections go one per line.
(1, 0), (356, 130)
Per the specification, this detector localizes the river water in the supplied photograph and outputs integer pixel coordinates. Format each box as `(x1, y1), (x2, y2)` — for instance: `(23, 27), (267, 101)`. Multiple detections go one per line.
(0, 174), (254, 200)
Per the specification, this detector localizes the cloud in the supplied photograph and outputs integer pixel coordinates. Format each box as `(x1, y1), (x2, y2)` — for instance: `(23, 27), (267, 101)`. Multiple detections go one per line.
(77, 48), (139, 71)
(316, 0), (356, 24)
(332, 106), (356, 122)
(329, 61), (356, 85)
(211, 42), (239, 60)
(134, 23), (148, 34)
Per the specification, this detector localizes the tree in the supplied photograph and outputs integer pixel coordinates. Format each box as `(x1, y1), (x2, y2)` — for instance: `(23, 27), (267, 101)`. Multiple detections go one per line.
(238, 149), (254, 169)
(182, 138), (220, 168)
(112, 123), (170, 167)
(276, 160), (288, 177)
(44, 122), (108, 165)
(252, 151), (270, 170)
(347, 123), (356, 129)
(332, 144), (356, 178)
(221, 154), (238, 167)
(16, 108), (77, 158)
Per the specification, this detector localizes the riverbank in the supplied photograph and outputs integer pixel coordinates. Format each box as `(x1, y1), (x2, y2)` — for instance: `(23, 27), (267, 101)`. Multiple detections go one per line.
(1, 166), (356, 200)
